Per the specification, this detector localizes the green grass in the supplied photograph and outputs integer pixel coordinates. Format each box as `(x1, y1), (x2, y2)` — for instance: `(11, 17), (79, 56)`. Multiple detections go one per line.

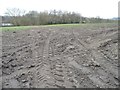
(0, 22), (117, 31)
(0, 24), (81, 31)
(45, 23), (117, 30)
(46, 23), (81, 27)
(0, 26), (34, 31)
(39, 23), (117, 29)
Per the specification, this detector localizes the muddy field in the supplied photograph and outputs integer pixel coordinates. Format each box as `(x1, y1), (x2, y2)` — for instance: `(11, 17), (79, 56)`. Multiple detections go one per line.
(1, 24), (119, 88)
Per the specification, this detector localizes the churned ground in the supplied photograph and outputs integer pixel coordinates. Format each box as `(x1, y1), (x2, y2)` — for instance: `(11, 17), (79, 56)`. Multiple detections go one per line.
(1, 23), (119, 88)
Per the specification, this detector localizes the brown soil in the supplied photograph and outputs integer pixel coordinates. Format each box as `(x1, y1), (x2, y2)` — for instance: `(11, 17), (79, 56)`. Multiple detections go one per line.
(1, 25), (119, 88)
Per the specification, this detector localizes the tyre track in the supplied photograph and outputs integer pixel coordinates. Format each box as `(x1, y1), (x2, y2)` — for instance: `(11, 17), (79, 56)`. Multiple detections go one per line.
(34, 29), (56, 88)
(48, 29), (80, 88)
(2, 27), (118, 88)
(71, 30), (118, 87)
(49, 56), (76, 88)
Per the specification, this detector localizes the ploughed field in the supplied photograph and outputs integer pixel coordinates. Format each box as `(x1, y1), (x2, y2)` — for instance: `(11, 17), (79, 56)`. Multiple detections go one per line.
(1, 24), (119, 88)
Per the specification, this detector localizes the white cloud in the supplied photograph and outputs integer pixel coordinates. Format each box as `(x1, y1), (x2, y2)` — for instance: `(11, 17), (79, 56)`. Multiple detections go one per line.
(0, 0), (119, 18)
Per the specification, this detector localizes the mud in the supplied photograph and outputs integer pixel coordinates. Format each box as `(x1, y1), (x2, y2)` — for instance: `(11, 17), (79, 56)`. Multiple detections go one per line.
(1, 25), (119, 88)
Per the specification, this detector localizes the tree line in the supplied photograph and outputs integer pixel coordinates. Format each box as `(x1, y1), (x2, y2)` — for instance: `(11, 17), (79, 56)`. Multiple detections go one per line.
(2, 8), (115, 26)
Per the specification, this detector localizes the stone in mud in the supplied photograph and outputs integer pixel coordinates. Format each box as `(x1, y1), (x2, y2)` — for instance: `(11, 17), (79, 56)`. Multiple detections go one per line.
(27, 64), (35, 68)
(90, 61), (100, 67)
(21, 79), (28, 83)
(66, 45), (75, 51)
(56, 44), (63, 48)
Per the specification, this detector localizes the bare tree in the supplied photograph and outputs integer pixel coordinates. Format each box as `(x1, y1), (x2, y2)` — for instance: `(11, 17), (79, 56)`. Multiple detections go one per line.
(5, 8), (26, 25)
(5, 8), (26, 16)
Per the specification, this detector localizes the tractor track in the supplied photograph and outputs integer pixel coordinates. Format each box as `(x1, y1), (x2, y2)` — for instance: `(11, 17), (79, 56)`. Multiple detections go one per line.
(2, 26), (118, 88)
(71, 29), (119, 88)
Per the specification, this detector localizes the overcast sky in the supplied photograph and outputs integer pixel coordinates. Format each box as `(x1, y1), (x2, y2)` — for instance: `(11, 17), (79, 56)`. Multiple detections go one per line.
(0, 0), (119, 19)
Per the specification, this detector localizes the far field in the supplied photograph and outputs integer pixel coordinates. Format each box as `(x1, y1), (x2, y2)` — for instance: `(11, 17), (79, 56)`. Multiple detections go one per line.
(1, 23), (118, 31)
(1, 23), (119, 88)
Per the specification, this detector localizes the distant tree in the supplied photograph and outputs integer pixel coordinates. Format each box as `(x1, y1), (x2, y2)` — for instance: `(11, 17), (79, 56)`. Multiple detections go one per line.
(5, 8), (26, 16)
(5, 8), (26, 25)
(4, 9), (83, 25)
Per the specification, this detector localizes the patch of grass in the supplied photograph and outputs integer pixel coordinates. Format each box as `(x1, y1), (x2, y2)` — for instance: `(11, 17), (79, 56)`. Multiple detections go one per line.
(46, 24), (81, 27)
(0, 22), (117, 31)
(0, 26), (35, 31)
(0, 24), (81, 31)
(43, 23), (117, 28)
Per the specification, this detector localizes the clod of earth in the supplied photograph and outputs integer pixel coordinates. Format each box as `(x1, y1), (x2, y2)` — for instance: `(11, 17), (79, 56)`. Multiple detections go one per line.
(2, 24), (119, 88)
